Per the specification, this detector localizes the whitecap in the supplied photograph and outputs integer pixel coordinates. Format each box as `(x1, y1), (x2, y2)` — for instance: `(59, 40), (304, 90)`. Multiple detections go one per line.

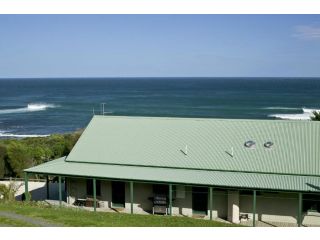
(268, 113), (311, 120)
(268, 107), (320, 120)
(0, 130), (49, 138)
(263, 107), (301, 110)
(302, 108), (320, 113)
(0, 103), (58, 114)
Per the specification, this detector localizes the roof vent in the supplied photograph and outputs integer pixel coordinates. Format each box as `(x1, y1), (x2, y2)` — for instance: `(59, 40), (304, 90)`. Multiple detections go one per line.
(244, 140), (256, 149)
(264, 141), (274, 148)
(180, 145), (188, 156)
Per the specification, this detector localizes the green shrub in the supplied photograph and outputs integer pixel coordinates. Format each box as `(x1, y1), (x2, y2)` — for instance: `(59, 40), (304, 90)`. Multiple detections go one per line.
(7, 141), (33, 177)
(0, 144), (6, 178)
(311, 111), (320, 121)
(0, 181), (22, 202)
(0, 130), (83, 178)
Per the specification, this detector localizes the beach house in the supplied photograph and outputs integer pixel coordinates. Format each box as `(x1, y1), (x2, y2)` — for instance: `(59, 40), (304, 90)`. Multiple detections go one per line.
(24, 115), (320, 226)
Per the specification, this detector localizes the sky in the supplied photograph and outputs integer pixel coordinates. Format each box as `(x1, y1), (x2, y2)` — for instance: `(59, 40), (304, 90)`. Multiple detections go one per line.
(0, 15), (320, 78)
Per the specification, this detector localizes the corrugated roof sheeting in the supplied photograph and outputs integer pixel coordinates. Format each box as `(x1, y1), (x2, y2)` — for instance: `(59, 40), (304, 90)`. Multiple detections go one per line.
(66, 116), (320, 176)
(26, 157), (320, 193)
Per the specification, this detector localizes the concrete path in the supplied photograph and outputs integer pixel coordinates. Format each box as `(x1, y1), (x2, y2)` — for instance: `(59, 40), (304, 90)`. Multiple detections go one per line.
(0, 211), (63, 227)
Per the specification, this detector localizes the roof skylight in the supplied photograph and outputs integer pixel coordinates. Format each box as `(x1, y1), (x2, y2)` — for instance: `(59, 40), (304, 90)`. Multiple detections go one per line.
(244, 140), (256, 149)
(264, 141), (274, 148)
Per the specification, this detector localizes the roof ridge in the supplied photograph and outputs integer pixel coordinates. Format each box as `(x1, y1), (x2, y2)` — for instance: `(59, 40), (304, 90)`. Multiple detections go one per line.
(92, 114), (319, 124)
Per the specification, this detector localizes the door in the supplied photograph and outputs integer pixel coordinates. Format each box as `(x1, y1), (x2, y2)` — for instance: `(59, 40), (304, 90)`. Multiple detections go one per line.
(112, 181), (125, 208)
(192, 187), (208, 215)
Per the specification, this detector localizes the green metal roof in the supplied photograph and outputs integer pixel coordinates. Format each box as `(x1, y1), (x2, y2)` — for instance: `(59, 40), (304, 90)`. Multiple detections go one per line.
(26, 157), (320, 192)
(66, 115), (320, 176)
(25, 115), (320, 192)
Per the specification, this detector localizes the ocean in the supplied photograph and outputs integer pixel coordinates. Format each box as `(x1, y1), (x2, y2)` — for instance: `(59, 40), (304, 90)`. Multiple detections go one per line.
(0, 77), (320, 138)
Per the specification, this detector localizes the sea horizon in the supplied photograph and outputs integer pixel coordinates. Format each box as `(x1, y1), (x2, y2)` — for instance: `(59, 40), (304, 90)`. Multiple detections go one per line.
(1, 76), (320, 80)
(1, 77), (320, 138)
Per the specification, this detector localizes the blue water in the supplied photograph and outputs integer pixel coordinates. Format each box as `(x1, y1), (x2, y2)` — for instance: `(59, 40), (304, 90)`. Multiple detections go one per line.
(0, 78), (320, 137)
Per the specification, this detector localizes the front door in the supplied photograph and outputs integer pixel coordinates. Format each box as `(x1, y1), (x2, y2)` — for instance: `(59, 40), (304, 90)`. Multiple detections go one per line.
(192, 187), (208, 215)
(112, 181), (125, 208)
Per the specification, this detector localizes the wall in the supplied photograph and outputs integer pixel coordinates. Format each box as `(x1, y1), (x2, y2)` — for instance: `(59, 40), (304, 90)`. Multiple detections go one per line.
(172, 185), (192, 216)
(65, 180), (319, 225)
(240, 191), (299, 223)
(211, 189), (228, 219)
(67, 180), (195, 215)
(125, 182), (153, 214)
(67, 178), (112, 208)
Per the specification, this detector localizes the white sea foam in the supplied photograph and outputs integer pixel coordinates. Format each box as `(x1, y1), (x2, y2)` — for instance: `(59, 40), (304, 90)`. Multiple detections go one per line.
(268, 108), (320, 120)
(0, 103), (58, 114)
(263, 107), (301, 110)
(302, 108), (320, 113)
(0, 130), (49, 138)
(268, 113), (311, 120)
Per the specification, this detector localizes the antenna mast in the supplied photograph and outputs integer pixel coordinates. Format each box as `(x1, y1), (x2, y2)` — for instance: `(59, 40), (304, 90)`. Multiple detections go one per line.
(100, 102), (112, 115)
(101, 103), (106, 115)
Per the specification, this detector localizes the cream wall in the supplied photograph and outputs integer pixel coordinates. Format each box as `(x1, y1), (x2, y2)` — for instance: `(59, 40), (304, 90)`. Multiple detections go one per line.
(211, 189), (228, 219)
(240, 192), (299, 223)
(125, 182), (153, 213)
(66, 179), (319, 225)
(172, 186), (192, 216)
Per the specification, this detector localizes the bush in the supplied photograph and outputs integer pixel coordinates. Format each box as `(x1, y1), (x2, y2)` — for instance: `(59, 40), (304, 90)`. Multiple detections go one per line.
(7, 141), (33, 177)
(311, 111), (320, 121)
(0, 181), (23, 202)
(0, 144), (6, 178)
(0, 130), (83, 178)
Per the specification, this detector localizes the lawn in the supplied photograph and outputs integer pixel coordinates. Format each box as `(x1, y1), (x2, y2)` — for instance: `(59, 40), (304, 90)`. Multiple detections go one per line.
(0, 216), (36, 227)
(0, 202), (240, 227)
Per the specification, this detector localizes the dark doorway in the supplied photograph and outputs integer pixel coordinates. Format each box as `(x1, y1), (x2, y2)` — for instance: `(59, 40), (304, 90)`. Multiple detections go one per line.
(86, 179), (101, 196)
(303, 194), (320, 212)
(153, 184), (169, 196)
(192, 187), (208, 215)
(112, 181), (125, 208)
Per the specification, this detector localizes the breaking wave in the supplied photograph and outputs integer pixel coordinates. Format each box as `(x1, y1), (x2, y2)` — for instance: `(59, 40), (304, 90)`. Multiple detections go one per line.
(263, 107), (301, 110)
(0, 103), (58, 114)
(0, 130), (49, 138)
(268, 108), (320, 120)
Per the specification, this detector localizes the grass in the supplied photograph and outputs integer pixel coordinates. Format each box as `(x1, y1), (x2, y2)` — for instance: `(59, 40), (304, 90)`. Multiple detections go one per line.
(0, 216), (36, 227)
(0, 202), (240, 227)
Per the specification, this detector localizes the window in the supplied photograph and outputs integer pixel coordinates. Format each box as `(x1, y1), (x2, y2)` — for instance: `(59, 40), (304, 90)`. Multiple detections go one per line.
(86, 179), (101, 196)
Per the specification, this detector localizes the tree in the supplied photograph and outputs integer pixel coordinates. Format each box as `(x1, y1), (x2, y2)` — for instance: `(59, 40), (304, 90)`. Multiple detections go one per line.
(0, 144), (6, 178)
(6, 141), (33, 177)
(311, 111), (320, 121)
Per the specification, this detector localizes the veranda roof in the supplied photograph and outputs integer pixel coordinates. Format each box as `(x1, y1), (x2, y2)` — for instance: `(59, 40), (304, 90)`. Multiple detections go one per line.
(26, 156), (320, 192)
